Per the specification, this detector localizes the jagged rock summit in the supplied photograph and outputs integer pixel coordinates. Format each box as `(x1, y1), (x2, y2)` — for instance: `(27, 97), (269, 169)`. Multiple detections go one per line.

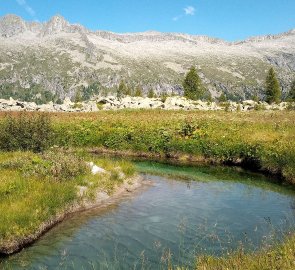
(0, 14), (295, 103)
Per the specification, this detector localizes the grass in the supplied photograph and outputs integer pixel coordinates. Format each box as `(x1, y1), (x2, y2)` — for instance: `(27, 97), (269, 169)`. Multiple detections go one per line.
(196, 233), (295, 270)
(1, 110), (295, 268)
(10, 109), (292, 185)
(0, 151), (136, 253)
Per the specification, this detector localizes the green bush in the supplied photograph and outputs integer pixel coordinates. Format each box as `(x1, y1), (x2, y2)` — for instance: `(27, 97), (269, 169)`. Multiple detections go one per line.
(0, 151), (88, 181)
(0, 113), (53, 152)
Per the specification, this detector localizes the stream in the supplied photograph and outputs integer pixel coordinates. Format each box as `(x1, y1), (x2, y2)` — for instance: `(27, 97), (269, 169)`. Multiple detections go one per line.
(2, 161), (295, 269)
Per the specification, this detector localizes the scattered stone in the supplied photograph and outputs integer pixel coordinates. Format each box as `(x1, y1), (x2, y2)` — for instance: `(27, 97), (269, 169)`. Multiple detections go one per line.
(87, 162), (107, 175)
(0, 96), (293, 112)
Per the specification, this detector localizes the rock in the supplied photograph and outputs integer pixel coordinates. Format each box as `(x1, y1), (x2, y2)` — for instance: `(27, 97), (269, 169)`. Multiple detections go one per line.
(0, 96), (292, 112)
(87, 162), (107, 175)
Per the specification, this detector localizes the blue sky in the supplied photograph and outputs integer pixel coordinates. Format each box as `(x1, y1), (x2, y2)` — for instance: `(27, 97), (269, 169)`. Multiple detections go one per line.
(1, 0), (295, 41)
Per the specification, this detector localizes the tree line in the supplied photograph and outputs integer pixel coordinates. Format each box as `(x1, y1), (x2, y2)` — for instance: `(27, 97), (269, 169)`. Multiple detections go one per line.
(113, 66), (295, 103)
(73, 66), (295, 103)
(183, 66), (295, 104)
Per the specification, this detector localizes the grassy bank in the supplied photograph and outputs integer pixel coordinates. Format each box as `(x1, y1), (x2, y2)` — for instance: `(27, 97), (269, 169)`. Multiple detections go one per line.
(0, 151), (137, 254)
(196, 233), (295, 270)
(1, 110), (295, 268)
(11, 110), (292, 185)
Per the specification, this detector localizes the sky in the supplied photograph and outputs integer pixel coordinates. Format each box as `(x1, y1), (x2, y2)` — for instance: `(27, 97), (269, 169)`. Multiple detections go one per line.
(1, 0), (295, 41)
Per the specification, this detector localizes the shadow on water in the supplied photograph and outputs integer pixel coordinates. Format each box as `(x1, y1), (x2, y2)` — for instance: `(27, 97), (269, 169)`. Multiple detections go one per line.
(2, 159), (295, 269)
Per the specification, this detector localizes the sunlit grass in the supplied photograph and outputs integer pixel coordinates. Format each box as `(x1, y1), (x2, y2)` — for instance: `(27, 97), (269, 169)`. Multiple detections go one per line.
(0, 151), (136, 252)
(196, 234), (295, 270)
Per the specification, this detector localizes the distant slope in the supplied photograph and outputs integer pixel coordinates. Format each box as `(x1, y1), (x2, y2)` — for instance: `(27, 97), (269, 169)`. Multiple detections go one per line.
(0, 14), (295, 102)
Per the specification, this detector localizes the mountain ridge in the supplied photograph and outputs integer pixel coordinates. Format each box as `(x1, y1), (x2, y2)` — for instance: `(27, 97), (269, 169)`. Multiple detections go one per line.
(1, 14), (294, 43)
(0, 14), (294, 103)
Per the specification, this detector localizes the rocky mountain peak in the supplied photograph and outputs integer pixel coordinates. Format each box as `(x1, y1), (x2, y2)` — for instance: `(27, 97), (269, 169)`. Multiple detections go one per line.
(40, 14), (71, 36)
(0, 14), (27, 37)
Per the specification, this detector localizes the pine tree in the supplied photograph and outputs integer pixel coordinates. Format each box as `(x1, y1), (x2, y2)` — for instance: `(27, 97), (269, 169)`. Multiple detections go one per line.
(252, 94), (259, 103)
(147, 89), (155, 98)
(183, 66), (206, 100)
(134, 86), (143, 97)
(218, 93), (227, 102)
(74, 90), (82, 103)
(288, 79), (295, 101)
(265, 67), (281, 104)
(117, 81), (128, 99)
(125, 86), (132, 96)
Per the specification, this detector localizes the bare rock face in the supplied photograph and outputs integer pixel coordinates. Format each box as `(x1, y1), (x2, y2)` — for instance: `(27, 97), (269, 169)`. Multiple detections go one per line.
(40, 15), (86, 36)
(0, 14), (27, 37)
(0, 14), (295, 102)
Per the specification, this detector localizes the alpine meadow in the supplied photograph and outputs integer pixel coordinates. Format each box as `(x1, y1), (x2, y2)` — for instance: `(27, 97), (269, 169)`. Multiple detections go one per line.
(0, 1), (295, 269)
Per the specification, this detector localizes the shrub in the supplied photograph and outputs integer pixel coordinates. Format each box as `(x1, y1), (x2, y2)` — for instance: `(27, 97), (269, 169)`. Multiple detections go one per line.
(254, 104), (266, 111)
(0, 113), (53, 152)
(0, 150), (88, 181)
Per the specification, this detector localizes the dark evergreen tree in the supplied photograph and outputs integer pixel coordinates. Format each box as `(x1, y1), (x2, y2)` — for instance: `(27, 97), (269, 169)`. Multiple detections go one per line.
(117, 81), (128, 99)
(218, 92), (227, 102)
(74, 90), (82, 103)
(147, 89), (155, 98)
(252, 93), (259, 102)
(125, 86), (132, 96)
(183, 66), (206, 100)
(265, 67), (281, 104)
(134, 86), (143, 97)
(288, 79), (295, 101)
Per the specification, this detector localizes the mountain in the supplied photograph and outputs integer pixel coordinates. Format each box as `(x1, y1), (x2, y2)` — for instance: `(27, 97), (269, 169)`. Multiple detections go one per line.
(0, 14), (295, 103)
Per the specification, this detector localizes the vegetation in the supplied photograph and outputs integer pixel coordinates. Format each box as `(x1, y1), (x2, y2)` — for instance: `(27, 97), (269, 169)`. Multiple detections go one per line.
(0, 150), (136, 252)
(81, 82), (101, 100)
(147, 88), (156, 98)
(265, 67), (282, 104)
(218, 93), (227, 102)
(1, 111), (295, 266)
(197, 234), (295, 270)
(0, 113), (53, 152)
(117, 80), (129, 99)
(288, 79), (295, 101)
(134, 86), (143, 97)
(183, 66), (207, 100)
(3, 110), (287, 185)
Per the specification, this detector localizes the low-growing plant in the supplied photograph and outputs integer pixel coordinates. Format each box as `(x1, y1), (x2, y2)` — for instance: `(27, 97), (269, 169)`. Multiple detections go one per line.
(0, 113), (53, 152)
(254, 103), (266, 111)
(0, 150), (88, 181)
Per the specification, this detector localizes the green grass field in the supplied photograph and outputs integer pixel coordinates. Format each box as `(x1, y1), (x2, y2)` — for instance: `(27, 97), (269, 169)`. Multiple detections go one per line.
(42, 110), (295, 184)
(0, 110), (295, 268)
(0, 150), (135, 254)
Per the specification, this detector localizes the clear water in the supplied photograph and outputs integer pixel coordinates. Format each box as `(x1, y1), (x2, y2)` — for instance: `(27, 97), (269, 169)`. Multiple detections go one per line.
(1, 161), (295, 269)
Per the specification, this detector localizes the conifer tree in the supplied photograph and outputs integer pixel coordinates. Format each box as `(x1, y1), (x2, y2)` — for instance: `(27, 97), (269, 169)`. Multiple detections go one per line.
(265, 67), (281, 104)
(147, 89), (155, 98)
(74, 90), (82, 103)
(288, 79), (295, 101)
(218, 93), (227, 102)
(183, 66), (206, 100)
(134, 86), (143, 97)
(117, 81), (128, 98)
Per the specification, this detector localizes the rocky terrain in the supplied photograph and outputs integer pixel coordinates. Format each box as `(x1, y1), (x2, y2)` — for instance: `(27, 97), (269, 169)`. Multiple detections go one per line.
(0, 96), (292, 112)
(0, 14), (295, 103)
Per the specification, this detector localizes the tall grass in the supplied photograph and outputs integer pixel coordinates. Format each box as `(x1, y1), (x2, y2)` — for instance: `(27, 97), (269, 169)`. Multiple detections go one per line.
(0, 113), (53, 152)
(29, 110), (295, 185)
(0, 151), (136, 253)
